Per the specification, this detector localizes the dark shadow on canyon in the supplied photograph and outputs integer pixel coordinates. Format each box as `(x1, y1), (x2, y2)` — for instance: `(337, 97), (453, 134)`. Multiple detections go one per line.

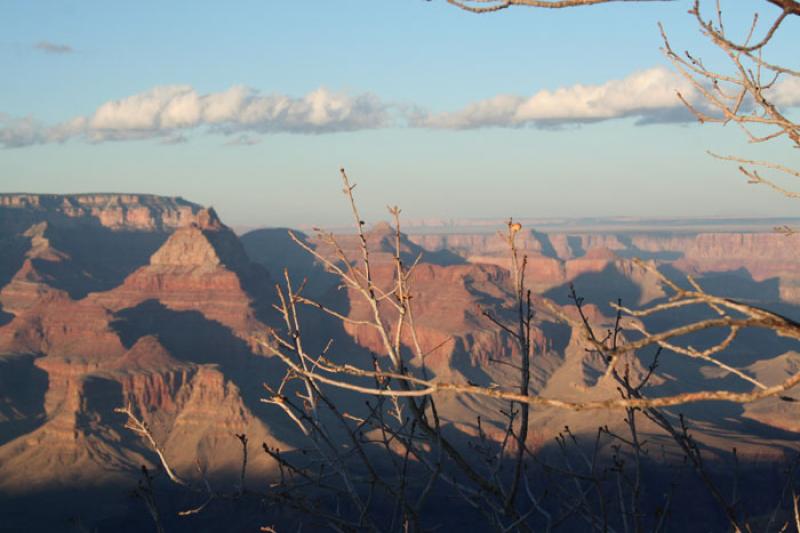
(0, 235), (30, 290)
(0, 354), (48, 447)
(543, 263), (643, 316)
(0, 305), (12, 327)
(35, 225), (170, 299)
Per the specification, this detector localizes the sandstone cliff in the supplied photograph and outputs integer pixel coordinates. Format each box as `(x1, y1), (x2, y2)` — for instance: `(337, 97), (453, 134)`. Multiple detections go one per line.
(0, 201), (285, 498)
(410, 229), (800, 303)
(0, 193), (202, 232)
(89, 207), (275, 341)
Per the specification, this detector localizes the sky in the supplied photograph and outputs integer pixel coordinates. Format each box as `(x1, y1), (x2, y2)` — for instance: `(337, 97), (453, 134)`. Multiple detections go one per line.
(1, 0), (798, 227)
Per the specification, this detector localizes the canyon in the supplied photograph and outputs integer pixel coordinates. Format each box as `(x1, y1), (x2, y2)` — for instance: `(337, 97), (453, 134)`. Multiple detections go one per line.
(0, 194), (798, 530)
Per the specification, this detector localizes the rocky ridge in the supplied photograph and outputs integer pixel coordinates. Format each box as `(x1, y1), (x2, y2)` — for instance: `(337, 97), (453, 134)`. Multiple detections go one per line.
(409, 229), (800, 303)
(0, 193), (202, 232)
(0, 198), (283, 499)
(0, 203), (798, 528)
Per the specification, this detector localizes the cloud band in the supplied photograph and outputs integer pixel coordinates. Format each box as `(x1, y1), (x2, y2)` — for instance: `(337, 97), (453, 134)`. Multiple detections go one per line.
(2, 67), (797, 148)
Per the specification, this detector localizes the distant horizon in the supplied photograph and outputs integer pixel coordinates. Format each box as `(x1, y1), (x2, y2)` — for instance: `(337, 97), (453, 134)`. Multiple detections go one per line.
(2, 188), (799, 230)
(2, 190), (799, 232)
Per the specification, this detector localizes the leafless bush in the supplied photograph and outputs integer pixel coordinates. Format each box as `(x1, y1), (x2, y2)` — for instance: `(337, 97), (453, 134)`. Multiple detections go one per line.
(116, 1), (800, 531)
(242, 167), (800, 531)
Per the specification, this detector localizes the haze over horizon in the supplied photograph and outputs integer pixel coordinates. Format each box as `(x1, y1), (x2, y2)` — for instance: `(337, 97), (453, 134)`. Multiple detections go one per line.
(2, 0), (799, 227)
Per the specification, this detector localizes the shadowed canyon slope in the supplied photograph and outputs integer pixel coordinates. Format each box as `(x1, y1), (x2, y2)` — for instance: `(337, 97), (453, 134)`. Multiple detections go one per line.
(0, 196), (799, 529)
(0, 197), (283, 503)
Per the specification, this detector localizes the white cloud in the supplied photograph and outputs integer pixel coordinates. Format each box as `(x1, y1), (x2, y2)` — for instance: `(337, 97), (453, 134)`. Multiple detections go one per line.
(1, 68), (796, 148)
(418, 67), (699, 129)
(0, 85), (393, 147)
(770, 76), (800, 108)
(84, 85), (390, 140)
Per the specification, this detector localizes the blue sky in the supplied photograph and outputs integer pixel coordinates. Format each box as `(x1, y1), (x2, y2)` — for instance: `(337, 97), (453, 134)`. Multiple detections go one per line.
(1, 0), (798, 227)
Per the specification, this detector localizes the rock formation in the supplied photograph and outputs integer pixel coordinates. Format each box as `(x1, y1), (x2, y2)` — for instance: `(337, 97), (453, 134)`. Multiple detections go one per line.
(0, 197), (283, 506)
(89, 207), (275, 341)
(0, 198), (798, 530)
(0, 193), (201, 232)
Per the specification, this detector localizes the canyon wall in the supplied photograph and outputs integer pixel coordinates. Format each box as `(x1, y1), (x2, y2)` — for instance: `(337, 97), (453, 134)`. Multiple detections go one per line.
(0, 199), (798, 529)
(0, 193), (202, 232)
(409, 228), (800, 303)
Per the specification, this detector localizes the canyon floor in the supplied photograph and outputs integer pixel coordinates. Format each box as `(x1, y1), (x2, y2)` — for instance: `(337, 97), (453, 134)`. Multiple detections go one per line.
(1, 194), (799, 531)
